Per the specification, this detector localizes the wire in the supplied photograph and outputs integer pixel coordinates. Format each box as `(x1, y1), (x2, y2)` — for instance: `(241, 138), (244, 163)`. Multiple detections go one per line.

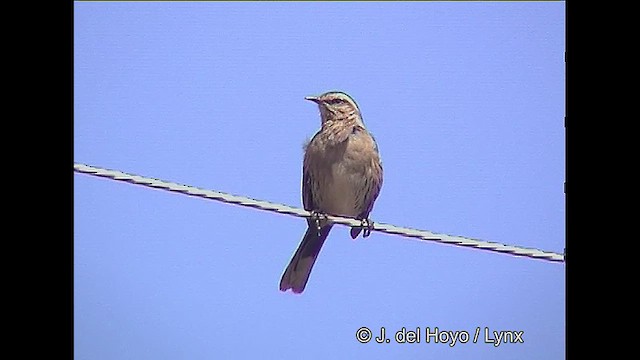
(74, 163), (565, 263)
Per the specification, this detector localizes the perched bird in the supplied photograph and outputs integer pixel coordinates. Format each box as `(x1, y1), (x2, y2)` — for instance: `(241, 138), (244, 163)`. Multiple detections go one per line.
(279, 91), (383, 294)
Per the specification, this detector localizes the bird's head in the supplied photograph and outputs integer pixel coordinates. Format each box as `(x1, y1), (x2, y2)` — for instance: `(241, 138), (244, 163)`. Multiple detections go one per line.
(305, 91), (362, 124)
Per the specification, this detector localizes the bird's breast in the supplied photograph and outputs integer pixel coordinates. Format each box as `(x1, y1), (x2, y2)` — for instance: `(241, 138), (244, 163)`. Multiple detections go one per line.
(307, 130), (380, 218)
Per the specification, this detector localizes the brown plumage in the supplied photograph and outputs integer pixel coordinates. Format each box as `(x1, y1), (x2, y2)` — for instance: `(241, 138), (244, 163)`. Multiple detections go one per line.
(279, 91), (383, 294)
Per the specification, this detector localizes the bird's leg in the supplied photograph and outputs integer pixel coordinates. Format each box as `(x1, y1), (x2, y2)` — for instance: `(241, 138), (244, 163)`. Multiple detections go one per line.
(310, 210), (328, 237)
(360, 218), (374, 238)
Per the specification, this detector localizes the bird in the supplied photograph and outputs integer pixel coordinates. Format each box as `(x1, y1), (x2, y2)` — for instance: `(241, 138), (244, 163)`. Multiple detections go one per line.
(279, 91), (383, 294)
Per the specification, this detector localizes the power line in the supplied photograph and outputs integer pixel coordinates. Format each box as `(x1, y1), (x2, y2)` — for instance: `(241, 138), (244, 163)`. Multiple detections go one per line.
(74, 163), (565, 263)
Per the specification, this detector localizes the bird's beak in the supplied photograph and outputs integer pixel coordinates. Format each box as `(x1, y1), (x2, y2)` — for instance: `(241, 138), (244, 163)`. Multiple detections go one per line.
(305, 96), (320, 103)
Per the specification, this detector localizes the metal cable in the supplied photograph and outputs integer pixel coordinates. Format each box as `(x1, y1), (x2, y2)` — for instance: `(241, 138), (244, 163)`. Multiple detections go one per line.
(74, 163), (565, 263)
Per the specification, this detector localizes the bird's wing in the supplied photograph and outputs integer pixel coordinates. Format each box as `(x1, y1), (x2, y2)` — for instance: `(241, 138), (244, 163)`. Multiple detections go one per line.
(358, 132), (384, 219)
(361, 161), (383, 218)
(302, 166), (314, 211)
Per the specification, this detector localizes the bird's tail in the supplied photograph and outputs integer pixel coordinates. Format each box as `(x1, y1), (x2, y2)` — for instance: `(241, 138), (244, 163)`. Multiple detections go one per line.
(279, 225), (332, 294)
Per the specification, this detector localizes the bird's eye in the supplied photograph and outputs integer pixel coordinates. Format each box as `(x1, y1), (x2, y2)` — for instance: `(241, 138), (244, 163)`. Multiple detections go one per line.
(327, 99), (341, 104)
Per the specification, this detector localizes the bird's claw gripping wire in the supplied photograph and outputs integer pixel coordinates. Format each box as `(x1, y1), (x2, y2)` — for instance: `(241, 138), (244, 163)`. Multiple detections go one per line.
(360, 218), (374, 238)
(310, 210), (328, 237)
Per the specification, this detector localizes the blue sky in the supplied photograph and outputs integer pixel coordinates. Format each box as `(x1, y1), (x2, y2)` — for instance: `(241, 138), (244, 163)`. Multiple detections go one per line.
(74, 2), (565, 359)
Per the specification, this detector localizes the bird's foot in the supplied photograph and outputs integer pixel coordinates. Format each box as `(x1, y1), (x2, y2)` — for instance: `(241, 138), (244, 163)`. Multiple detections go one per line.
(360, 218), (374, 238)
(310, 210), (328, 237)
